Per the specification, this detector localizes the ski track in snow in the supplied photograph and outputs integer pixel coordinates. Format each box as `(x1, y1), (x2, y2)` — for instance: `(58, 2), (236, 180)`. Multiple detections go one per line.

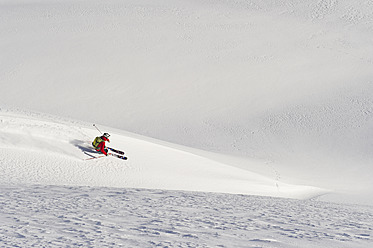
(0, 185), (372, 248)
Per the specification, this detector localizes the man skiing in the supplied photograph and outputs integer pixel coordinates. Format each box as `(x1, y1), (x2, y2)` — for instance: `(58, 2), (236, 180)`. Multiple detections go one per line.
(92, 133), (110, 156)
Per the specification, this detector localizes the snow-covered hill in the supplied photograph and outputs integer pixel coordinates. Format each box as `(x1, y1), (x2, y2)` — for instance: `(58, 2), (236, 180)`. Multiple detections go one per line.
(1, 0), (373, 246)
(1, 0), (372, 205)
(1, 109), (373, 247)
(0, 109), (325, 199)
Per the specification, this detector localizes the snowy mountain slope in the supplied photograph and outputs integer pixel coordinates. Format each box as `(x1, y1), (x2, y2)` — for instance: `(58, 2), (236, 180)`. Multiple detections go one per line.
(0, 0), (372, 149)
(1, 0), (373, 205)
(0, 109), (325, 199)
(1, 185), (372, 248)
(1, 1), (373, 246)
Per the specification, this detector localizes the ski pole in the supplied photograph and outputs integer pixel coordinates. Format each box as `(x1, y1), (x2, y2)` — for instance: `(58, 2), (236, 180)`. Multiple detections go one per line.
(93, 124), (102, 134)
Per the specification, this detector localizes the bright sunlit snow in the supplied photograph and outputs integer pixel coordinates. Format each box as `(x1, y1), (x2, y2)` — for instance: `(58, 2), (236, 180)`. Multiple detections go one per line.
(0, 110), (325, 199)
(1, 0), (373, 247)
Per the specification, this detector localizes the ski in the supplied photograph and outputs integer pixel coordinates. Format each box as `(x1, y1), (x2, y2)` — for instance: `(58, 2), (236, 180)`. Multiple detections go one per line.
(107, 147), (125, 155)
(84, 153), (127, 161)
(84, 155), (106, 161)
(108, 153), (128, 160)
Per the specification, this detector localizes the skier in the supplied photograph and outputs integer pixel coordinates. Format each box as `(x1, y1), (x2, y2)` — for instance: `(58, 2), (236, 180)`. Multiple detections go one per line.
(92, 133), (110, 156)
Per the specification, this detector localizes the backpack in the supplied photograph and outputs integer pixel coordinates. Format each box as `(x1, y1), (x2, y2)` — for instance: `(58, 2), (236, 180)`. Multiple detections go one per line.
(92, 136), (104, 149)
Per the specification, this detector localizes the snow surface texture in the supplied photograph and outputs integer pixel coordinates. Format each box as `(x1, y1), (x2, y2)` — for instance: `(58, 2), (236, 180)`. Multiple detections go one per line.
(1, 0), (373, 205)
(1, 185), (372, 248)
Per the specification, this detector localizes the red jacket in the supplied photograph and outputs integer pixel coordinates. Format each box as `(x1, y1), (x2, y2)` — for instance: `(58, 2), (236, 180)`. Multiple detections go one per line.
(95, 136), (110, 155)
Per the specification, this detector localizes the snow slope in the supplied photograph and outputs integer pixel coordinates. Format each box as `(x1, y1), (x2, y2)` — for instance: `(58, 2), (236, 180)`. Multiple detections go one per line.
(1, 1), (373, 246)
(1, 0), (373, 205)
(0, 109), (324, 199)
(4, 109), (372, 247)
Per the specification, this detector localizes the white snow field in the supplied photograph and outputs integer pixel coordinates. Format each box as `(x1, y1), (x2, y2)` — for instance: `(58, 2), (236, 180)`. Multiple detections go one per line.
(1, 185), (372, 248)
(1, 0), (373, 204)
(1, 0), (373, 247)
(2, 111), (372, 248)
